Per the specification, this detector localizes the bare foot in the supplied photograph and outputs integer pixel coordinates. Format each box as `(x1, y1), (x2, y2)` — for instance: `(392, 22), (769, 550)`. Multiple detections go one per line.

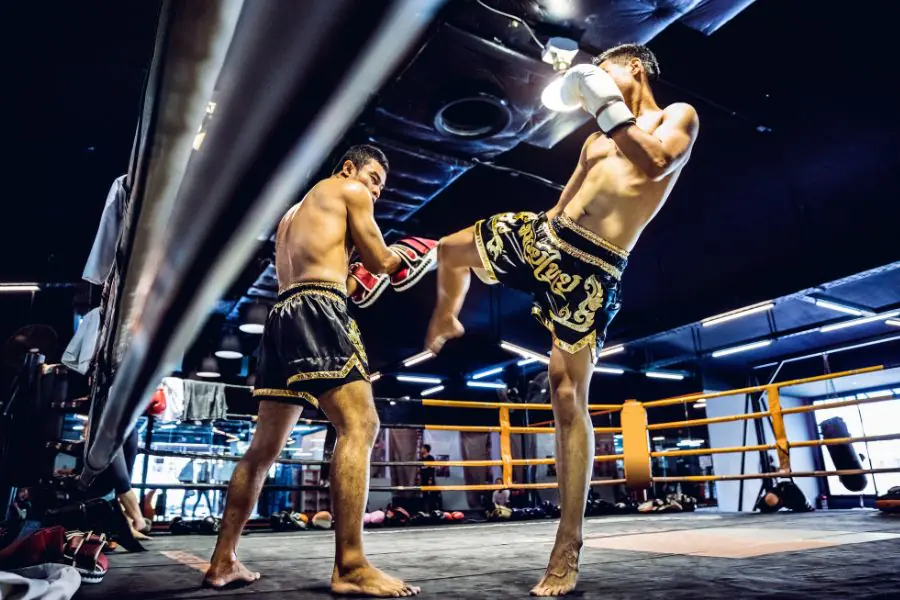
(130, 527), (151, 541)
(203, 558), (260, 589)
(331, 564), (420, 597)
(425, 314), (464, 354)
(530, 542), (581, 597)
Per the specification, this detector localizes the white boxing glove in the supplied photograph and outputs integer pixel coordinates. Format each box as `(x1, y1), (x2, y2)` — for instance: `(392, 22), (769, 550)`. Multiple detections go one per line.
(565, 64), (635, 135)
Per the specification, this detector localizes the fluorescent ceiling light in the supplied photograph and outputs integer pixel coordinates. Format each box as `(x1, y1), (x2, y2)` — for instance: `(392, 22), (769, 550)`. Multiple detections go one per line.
(467, 381), (507, 390)
(500, 341), (550, 364)
(712, 339), (773, 358)
(421, 385), (444, 397)
(645, 371), (684, 381)
(693, 402), (706, 409)
(0, 284), (40, 293)
(819, 310), (900, 333)
(593, 366), (624, 375)
(813, 298), (872, 317)
(701, 302), (774, 327)
(886, 319), (900, 327)
(651, 436), (666, 442)
(73, 425), (84, 431)
(196, 371), (221, 378)
(472, 366), (504, 380)
(74, 414), (88, 421)
(396, 375), (442, 384)
(677, 439), (705, 447)
(402, 350), (434, 367)
(598, 344), (625, 358)
(369, 372), (382, 382)
(517, 358), (540, 366)
(238, 323), (265, 334)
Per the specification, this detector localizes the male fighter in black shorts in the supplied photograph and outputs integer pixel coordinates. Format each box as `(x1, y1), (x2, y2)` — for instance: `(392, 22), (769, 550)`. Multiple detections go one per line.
(425, 44), (700, 596)
(205, 145), (434, 596)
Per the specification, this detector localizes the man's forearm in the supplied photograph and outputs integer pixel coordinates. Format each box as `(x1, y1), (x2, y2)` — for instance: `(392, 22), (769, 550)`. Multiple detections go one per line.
(610, 125), (672, 179)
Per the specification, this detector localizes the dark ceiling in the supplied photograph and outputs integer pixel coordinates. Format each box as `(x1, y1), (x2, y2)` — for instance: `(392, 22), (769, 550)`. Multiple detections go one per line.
(3, 0), (900, 398)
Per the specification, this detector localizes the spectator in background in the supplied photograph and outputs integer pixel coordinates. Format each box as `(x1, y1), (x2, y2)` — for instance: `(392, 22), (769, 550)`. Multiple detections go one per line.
(418, 444), (442, 512)
(492, 477), (510, 507)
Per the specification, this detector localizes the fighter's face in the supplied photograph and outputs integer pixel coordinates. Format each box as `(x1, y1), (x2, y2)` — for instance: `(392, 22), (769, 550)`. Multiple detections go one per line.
(598, 58), (638, 95)
(354, 160), (387, 201)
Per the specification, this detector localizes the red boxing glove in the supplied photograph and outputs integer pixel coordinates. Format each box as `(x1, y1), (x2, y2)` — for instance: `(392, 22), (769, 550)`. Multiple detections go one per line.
(147, 387), (167, 416)
(389, 237), (438, 292)
(349, 262), (390, 308)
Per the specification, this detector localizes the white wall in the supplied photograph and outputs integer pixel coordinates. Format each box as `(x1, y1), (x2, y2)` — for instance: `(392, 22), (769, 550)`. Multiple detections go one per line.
(705, 391), (818, 511)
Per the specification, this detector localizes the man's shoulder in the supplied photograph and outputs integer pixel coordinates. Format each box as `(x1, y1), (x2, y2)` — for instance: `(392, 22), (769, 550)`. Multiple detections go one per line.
(318, 177), (369, 204)
(663, 102), (699, 125)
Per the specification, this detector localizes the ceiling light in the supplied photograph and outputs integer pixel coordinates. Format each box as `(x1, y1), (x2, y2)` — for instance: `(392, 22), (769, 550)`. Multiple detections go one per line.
(369, 372), (382, 382)
(396, 375), (442, 385)
(467, 381), (507, 390)
(598, 344), (625, 358)
(593, 366), (624, 375)
(711, 339), (773, 358)
(500, 341), (550, 364)
(677, 439), (705, 447)
(517, 358), (540, 366)
(651, 436), (666, 442)
(693, 402), (706, 410)
(701, 302), (774, 327)
(389, 400), (396, 406)
(472, 366), (504, 380)
(0, 283), (40, 293)
(421, 385), (444, 397)
(197, 356), (221, 378)
(74, 414), (88, 421)
(813, 298), (872, 317)
(886, 319), (900, 327)
(402, 350), (434, 367)
(73, 425), (84, 431)
(645, 371), (685, 381)
(215, 334), (243, 359)
(819, 310), (900, 333)
(239, 304), (268, 334)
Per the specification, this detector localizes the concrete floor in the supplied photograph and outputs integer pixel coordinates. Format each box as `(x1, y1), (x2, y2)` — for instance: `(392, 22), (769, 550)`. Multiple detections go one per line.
(81, 511), (900, 599)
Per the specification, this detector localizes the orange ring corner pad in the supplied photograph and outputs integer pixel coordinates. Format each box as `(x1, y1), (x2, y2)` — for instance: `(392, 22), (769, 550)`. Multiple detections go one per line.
(621, 399), (651, 489)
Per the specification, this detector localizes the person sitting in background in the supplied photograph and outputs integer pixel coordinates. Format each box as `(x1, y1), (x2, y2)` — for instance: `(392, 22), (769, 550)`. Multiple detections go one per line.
(755, 481), (814, 513)
(491, 478), (510, 507)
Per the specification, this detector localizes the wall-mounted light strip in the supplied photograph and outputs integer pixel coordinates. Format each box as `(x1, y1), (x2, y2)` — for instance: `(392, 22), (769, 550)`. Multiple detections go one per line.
(467, 381), (507, 390)
(396, 375), (442, 385)
(598, 344), (625, 358)
(701, 301), (774, 327)
(369, 372), (382, 383)
(813, 298), (873, 317)
(472, 366), (504, 380)
(0, 283), (40, 293)
(500, 341), (550, 364)
(593, 365), (625, 375)
(711, 339), (773, 358)
(645, 371), (685, 381)
(402, 350), (435, 367)
(818, 310), (900, 333)
(421, 385), (444, 397)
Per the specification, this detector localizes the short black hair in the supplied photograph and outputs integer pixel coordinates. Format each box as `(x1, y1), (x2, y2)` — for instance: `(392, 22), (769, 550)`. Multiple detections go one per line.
(593, 43), (659, 82)
(422, 444), (431, 452)
(332, 144), (389, 175)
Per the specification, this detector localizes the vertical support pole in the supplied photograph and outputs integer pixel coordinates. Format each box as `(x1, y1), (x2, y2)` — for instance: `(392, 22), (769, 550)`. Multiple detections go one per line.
(140, 416), (154, 504)
(499, 407), (513, 487)
(621, 400), (651, 490)
(767, 386), (791, 472)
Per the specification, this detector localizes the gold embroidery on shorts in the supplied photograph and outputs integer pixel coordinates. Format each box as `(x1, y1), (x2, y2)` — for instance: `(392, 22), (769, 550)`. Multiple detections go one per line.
(544, 223), (623, 281)
(553, 331), (599, 363)
(280, 281), (348, 296)
(473, 220), (499, 282)
(252, 388), (319, 407)
(549, 275), (605, 333)
(287, 354), (368, 385)
(273, 289), (345, 311)
(556, 214), (629, 259)
(346, 319), (368, 366)
(519, 220), (583, 298)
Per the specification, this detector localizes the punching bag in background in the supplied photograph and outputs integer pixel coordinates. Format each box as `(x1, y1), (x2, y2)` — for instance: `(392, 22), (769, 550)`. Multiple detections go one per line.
(820, 416), (868, 492)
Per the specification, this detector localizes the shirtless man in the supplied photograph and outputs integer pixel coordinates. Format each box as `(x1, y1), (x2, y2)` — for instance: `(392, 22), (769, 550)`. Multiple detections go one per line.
(424, 44), (699, 596)
(205, 145), (423, 597)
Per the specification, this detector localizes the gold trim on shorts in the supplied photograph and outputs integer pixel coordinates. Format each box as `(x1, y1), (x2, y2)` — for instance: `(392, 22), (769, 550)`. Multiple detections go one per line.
(473, 220), (499, 283)
(273, 289), (346, 311)
(279, 280), (348, 296)
(544, 223), (623, 281)
(287, 353), (369, 385)
(531, 306), (599, 363)
(252, 388), (319, 408)
(556, 214), (630, 259)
